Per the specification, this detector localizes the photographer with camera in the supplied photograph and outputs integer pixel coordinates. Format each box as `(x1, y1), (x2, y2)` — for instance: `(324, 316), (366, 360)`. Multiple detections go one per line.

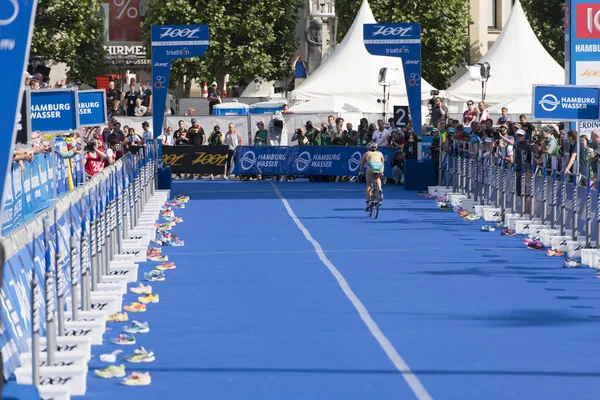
(430, 97), (448, 127)
(428, 90), (440, 113)
(291, 127), (308, 146)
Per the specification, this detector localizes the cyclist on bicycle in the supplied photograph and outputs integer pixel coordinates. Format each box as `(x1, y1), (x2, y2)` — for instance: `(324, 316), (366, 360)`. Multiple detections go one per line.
(359, 141), (385, 211)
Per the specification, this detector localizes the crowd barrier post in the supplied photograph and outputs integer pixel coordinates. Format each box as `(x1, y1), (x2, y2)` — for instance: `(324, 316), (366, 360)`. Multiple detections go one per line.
(529, 152), (536, 218)
(70, 208), (79, 322)
(43, 218), (56, 366)
(552, 157), (558, 230)
(445, 150), (450, 190)
(99, 182), (107, 278)
(560, 158), (567, 236)
(81, 213), (91, 312)
(31, 259), (40, 386)
(53, 208), (65, 337)
(520, 151), (526, 217)
(542, 158), (548, 225)
(90, 187), (98, 292)
(586, 173), (592, 248)
(572, 172), (579, 241)
(467, 144), (473, 200)
(50, 136), (58, 200)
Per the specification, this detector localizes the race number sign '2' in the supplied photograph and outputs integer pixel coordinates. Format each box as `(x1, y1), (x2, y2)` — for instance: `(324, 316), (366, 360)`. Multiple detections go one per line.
(30, 89), (79, 134)
(151, 25), (209, 138)
(77, 90), (108, 127)
(532, 84), (600, 120)
(363, 24), (422, 134)
(393, 106), (410, 128)
(0, 0), (38, 220)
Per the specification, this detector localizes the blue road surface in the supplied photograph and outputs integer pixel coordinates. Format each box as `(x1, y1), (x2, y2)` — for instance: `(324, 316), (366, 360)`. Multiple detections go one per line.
(84, 180), (600, 399)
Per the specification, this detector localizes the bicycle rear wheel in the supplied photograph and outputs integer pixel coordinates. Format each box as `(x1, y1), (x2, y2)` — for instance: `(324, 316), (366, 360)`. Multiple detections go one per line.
(373, 187), (380, 219)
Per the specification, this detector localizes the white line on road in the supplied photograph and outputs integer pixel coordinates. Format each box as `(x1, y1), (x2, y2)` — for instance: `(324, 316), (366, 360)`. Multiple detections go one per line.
(270, 181), (433, 400)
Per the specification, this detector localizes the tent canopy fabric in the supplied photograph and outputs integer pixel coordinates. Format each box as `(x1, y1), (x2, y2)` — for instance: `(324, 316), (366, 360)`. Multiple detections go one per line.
(289, 96), (383, 113)
(291, 0), (436, 107)
(240, 78), (275, 97)
(444, 0), (564, 114)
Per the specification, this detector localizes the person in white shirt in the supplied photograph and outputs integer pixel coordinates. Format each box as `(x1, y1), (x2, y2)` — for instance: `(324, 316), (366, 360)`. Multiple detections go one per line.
(105, 140), (120, 165)
(224, 123), (242, 180)
(158, 127), (175, 146)
(372, 119), (391, 146)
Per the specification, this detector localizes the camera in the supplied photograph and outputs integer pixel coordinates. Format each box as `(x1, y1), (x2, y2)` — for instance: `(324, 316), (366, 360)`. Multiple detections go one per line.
(295, 128), (303, 135)
(430, 90), (440, 96)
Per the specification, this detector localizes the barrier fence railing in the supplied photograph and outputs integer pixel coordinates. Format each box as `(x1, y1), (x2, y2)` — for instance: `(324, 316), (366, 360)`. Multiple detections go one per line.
(430, 140), (600, 267)
(0, 141), (163, 397)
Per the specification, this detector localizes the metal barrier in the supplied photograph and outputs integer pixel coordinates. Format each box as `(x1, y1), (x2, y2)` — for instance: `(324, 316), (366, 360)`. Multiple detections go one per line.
(0, 142), (169, 398)
(429, 140), (600, 267)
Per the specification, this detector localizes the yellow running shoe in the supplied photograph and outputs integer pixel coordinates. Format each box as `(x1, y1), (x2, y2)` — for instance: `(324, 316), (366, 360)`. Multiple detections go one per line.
(95, 364), (126, 378)
(156, 262), (176, 271)
(107, 312), (128, 322)
(123, 302), (147, 312)
(138, 294), (159, 304)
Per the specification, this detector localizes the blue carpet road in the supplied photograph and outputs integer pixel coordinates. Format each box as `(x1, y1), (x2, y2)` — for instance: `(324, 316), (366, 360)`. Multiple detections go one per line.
(84, 180), (600, 400)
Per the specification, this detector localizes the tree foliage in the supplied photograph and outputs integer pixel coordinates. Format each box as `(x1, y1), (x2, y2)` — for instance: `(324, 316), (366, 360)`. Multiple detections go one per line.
(521, 0), (564, 66)
(141, 0), (302, 93)
(31, 0), (107, 83)
(336, 0), (471, 89)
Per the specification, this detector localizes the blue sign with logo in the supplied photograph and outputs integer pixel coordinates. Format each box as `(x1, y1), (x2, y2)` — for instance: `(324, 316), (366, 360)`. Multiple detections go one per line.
(233, 146), (396, 178)
(78, 89), (107, 127)
(566, 0), (600, 84)
(30, 89), (79, 133)
(151, 25), (209, 138)
(363, 24), (422, 135)
(0, 0), (38, 220)
(532, 84), (600, 120)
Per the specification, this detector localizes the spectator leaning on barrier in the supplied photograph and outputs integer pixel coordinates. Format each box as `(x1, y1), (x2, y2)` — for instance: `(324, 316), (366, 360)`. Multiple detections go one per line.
(84, 139), (106, 177)
(224, 123), (242, 180)
(124, 127), (143, 155)
(109, 99), (124, 117)
(105, 140), (121, 166)
(135, 99), (148, 117)
(392, 149), (405, 185)
(344, 122), (358, 146)
(106, 81), (121, 109)
(159, 127), (175, 146)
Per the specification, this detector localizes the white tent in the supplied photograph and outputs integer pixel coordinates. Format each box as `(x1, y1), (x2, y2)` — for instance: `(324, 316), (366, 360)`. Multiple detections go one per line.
(444, 0), (564, 115)
(291, 0), (436, 108)
(289, 96), (378, 113)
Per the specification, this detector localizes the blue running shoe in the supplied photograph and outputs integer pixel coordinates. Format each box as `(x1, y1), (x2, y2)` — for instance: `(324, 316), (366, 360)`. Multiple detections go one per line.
(123, 321), (150, 334)
(144, 270), (165, 282)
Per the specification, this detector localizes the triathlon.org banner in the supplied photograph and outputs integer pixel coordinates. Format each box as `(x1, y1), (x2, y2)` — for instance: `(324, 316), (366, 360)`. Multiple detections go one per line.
(233, 146), (395, 178)
(161, 145), (229, 175)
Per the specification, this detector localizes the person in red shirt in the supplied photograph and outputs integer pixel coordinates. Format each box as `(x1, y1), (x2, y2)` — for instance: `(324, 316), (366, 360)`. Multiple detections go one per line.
(84, 139), (106, 177)
(462, 100), (477, 125)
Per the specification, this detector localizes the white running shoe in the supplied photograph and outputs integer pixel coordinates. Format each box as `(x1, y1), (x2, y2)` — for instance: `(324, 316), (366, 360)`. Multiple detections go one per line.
(130, 283), (152, 295)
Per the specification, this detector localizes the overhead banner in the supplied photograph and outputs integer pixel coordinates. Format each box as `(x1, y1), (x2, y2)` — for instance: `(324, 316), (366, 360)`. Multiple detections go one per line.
(532, 84), (600, 120)
(161, 145), (228, 174)
(30, 89), (79, 133)
(363, 24), (422, 134)
(78, 89), (108, 127)
(0, 0), (38, 221)
(233, 146), (396, 178)
(151, 25), (209, 138)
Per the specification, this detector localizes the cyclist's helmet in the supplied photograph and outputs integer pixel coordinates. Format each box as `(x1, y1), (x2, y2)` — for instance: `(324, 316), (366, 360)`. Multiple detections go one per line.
(367, 141), (378, 151)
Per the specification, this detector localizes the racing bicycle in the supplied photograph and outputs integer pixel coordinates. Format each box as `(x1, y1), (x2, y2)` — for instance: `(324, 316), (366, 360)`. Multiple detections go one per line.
(367, 172), (381, 219)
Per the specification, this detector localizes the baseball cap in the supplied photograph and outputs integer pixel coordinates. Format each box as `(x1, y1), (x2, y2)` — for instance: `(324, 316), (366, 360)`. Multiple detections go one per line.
(306, 121), (313, 126)
(431, 128), (439, 133)
(191, 118), (197, 123)
(257, 121), (264, 126)
(515, 129), (526, 136)
(214, 125), (220, 131)
(512, 123), (522, 129)
(484, 137), (493, 143)
(141, 121), (149, 127)
(448, 127), (455, 133)
(211, 82), (217, 86)
(540, 125), (551, 133)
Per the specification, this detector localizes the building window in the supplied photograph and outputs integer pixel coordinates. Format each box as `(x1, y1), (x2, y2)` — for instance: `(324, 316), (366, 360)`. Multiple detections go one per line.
(488, 0), (497, 28)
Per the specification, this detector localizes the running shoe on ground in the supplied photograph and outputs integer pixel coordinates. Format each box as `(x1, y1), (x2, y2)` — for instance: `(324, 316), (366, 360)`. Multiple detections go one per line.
(138, 294), (159, 304)
(546, 249), (565, 257)
(107, 312), (128, 323)
(111, 333), (136, 345)
(563, 257), (582, 268)
(496, 222), (508, 229)
(149, 255), (169, 262)
(481, 225), (496, 232)
(168, 239), (185, 246)
(156, 262), (176, 271)
(458, 210), (469, 217)
(463, 214), (481, 221)
(424, 194), (434, 199)
(527, 240), (544, 250)
(119, 371), (151, 386)
(123, 302), (147, 313)
(95, 364), (126, 379)
(123, 321), (150, 334)
(501, 229), (516, 236)
(175, 194), (189, 202)
(125, 348), (155, 363)
(523, 237), (539, 245)
(144, 270), (165, 282)
(435, 196), (446, 202)
(130, 283), (152, 295)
